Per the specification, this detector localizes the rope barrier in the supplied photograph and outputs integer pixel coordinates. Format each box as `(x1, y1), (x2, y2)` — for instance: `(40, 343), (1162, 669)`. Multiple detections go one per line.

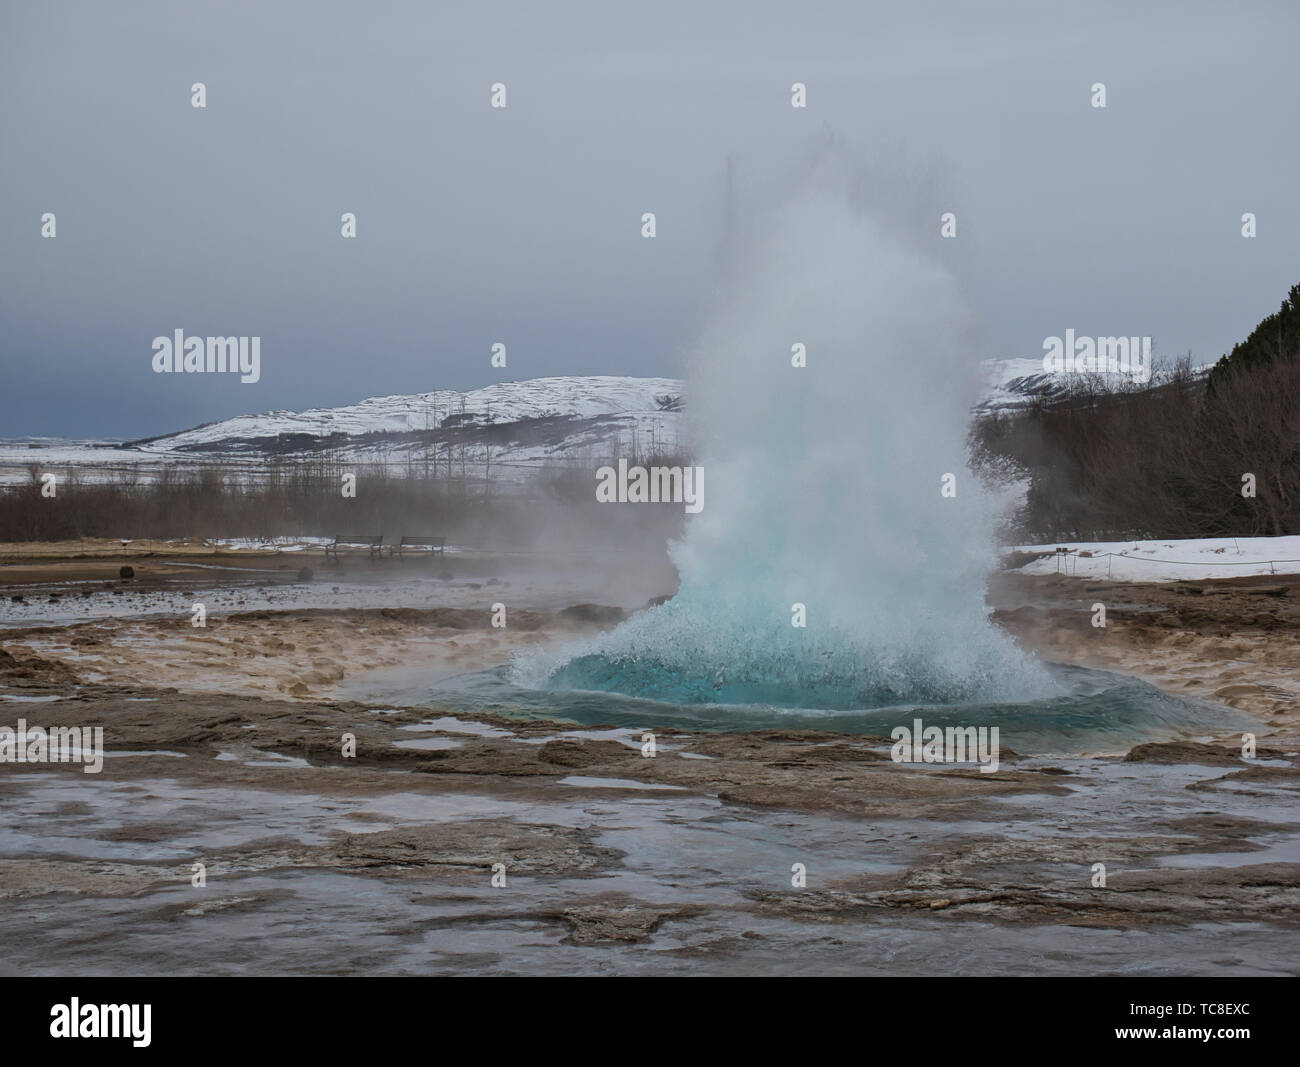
(1019, 547), (1300, 578)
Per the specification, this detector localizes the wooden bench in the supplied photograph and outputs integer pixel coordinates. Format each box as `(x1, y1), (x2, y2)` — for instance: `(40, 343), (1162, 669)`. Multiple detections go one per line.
(392, 535), (445, 558)
(324, 535), (384, 562)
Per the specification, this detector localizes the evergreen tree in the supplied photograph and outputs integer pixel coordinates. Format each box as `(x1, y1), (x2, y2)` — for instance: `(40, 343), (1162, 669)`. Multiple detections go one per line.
(1208, 282), (1300, 389)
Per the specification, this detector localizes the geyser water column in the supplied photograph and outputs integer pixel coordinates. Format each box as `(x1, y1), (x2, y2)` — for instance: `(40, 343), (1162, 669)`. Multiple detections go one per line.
(547, 149), (1056, 709)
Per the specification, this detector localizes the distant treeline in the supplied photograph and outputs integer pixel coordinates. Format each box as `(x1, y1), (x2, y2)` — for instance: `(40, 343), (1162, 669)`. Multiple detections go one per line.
(0, 455), (687, 551)
(973, 284), (1300, 542)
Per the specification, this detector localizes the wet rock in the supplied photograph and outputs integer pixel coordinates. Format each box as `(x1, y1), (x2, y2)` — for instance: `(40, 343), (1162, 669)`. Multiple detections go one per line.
(560, 901), (698, 944)
(538, 738), (634, 767)
(1195, 764), (1300, 788)
(1124, 741), (1243, 766)
(412, 743), (553, 776)
(808, 743), (892, 763)
(1162, 813), (1286, 836)
(322, 819), (614, 876)
(559, 603), (627, 625)
(0, 646), (79, 684)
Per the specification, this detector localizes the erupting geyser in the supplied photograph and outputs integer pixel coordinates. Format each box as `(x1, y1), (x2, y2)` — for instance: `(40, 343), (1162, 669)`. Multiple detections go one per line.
(542, 147), (1057, 710)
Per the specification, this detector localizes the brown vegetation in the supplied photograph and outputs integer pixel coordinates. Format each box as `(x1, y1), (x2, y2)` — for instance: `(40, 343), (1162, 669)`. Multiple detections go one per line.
(0, 456), (686, 550)
(972, 354), (1300, 541)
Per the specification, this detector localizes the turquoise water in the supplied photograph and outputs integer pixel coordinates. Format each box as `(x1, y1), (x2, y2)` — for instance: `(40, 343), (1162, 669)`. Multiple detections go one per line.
(422, 661), (1249, 755)
(551, 645), (1025, 710)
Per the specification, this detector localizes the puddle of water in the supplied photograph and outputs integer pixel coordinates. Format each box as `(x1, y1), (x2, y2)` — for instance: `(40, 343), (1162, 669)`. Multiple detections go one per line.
(397, 718), (511, 738)
(214, 751), (312, 768)
(106, 750), (188, 759)
(392, 737), (463, 751)
(516, 727), (648, 750)
(558, 776), (687, 791)
(1158, 835), (1300, 869)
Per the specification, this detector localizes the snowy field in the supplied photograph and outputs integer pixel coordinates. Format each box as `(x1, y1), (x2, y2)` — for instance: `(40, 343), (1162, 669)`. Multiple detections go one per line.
(1008, 536), (1300, 581)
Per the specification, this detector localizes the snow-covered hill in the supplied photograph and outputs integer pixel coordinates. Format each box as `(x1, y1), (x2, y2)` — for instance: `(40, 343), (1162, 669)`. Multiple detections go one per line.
(0, 359), (1163, 485)
(110, 375), (685, 484)
(127, 359), (1061, 456)
(128, 376), (684, 453)
(975, 358), (1068, 415)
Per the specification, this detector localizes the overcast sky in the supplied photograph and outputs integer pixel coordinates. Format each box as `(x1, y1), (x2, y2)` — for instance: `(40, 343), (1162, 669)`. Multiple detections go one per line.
(2, 0), (1297, 438)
